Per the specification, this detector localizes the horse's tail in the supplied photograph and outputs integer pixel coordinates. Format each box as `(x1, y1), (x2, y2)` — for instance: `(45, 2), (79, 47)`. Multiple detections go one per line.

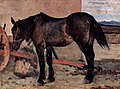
(90, 17), (109, 49)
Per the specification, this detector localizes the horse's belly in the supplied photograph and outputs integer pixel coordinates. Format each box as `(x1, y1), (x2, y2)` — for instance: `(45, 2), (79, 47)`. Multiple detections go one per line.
(46, 36), (73, 47)
(43, 19), (73, 46)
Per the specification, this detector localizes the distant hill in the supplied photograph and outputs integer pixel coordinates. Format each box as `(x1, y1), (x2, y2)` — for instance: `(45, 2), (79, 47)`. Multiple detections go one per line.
(99, 21), (120, 26)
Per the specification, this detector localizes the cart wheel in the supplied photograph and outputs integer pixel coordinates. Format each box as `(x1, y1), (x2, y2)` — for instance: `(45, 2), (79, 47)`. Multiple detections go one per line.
(0, 26), (10, 71)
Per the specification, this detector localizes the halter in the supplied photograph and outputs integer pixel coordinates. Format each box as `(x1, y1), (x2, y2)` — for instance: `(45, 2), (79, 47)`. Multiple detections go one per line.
(13, 27), (23, 43)
(13, 38), (23, 43)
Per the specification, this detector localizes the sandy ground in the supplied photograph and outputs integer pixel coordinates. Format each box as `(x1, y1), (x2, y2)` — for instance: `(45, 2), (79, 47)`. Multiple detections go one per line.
(0, 44), (120, 89)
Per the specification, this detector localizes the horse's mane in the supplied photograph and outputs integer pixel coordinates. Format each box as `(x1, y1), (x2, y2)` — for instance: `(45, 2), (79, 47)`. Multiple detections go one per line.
(38, 12), (64, 22)
(18, 12), (64, 26)
(18, 15), (36, 25)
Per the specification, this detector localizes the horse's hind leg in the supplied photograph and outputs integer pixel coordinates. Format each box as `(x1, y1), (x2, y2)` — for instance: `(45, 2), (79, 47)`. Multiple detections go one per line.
(83, 44), (95, 84)
(46, 44), (55, 82)
(36, 44), (46, 85)
(75, 39), (95, 84)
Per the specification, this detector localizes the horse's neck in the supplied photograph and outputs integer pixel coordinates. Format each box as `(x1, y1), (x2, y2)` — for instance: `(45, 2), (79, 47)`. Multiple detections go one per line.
(24, 23), (35, 42)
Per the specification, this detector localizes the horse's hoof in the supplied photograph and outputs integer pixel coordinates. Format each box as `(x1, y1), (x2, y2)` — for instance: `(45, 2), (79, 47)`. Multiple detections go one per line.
(47, 77), (55, 83)
(83, 79), (93, 84)
(37, 80), (45, 86)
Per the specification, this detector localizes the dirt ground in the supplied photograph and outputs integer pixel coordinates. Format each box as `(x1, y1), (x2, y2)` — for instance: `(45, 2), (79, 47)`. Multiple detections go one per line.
(0, 44), (120, 89)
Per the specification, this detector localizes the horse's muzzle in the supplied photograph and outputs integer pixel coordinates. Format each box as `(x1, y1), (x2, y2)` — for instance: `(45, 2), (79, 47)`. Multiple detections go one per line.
(12, 42), (20, 51)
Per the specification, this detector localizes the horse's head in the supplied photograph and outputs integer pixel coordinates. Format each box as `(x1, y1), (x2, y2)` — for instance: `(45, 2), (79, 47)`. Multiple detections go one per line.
(11, 17), (25, 50)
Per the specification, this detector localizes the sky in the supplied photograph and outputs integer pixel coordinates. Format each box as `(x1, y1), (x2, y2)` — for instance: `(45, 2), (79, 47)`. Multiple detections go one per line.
(82, 0), (120, 22)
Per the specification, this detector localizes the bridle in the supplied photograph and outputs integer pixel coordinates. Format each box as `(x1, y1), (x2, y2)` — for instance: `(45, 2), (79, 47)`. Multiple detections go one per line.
(13, 38), (23, 43)
(13, 27), (23, 43)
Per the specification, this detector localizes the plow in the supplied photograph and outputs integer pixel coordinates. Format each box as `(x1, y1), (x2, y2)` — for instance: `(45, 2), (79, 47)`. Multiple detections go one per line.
(0, 25), (84, 72)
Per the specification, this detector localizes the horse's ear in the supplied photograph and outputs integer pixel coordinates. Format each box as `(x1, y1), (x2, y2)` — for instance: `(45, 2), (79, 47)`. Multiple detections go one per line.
(11, 17), (16, 25)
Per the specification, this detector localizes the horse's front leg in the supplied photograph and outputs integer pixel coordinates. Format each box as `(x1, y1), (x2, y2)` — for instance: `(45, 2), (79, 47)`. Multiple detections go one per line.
(46, 45), (55, 82)
(36, 45), (45, 85)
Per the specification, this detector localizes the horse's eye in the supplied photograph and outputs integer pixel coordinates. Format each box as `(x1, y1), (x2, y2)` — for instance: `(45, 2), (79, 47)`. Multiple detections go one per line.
(12, 29), (15, 34)
(11, 29), (14, 34)
(12, 26), (17, 34)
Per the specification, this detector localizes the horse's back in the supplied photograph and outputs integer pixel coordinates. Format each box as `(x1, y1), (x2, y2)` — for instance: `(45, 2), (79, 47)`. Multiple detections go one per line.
(35, 12), (94, 46)
(40, 18), (73, 47)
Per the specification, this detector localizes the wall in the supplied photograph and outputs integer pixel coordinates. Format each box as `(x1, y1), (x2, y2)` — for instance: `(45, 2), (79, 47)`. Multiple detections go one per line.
(0, 0), (81, 35)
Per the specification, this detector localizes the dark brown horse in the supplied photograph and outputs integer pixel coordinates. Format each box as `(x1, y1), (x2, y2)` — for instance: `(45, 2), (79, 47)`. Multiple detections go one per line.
(11, 12), (109, 85)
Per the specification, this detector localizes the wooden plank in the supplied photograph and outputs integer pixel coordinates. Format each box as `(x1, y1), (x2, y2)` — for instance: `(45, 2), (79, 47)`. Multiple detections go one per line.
(101, 25), (120, 34)
(105, 34), (120, 44)
(100, 25), (120, 44)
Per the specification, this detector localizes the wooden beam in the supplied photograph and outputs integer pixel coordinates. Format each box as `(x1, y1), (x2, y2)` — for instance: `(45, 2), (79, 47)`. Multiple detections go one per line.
(0, 49), (33, 59)
(53, 59), (85, 67)
(101, 25), (120, 34)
